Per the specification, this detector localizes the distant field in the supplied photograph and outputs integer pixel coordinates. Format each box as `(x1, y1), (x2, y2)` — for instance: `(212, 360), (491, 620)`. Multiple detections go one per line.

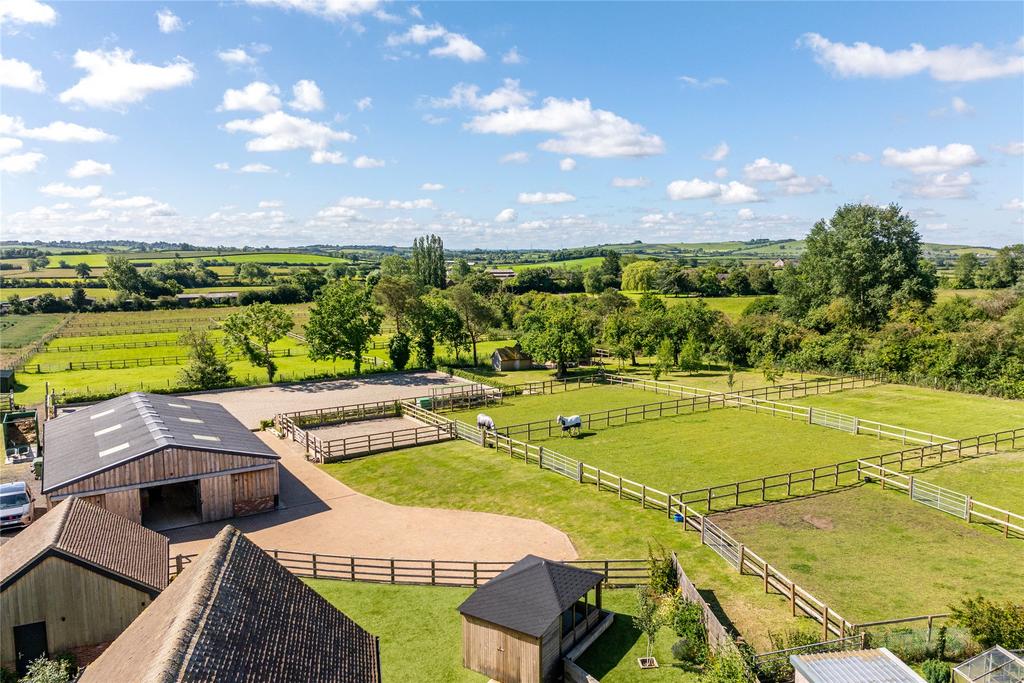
(501, 256), (604, 272)
(935, 287), (1009, 301)
(714, 485), (1023, 622)
(1, 314), (65, 348)
(913, 452), (1024, 514)
(620, 292), (766, 319)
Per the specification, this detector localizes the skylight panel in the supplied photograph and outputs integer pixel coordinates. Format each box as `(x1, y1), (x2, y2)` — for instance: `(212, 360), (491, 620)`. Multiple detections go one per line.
(193, 434), (221, 442)
(98, 442), (130, 457)
(93, 424), (122, 437)
(179, 417), (204, 424)
(168, 403), (190, 409)
(90, 408), (115, 420)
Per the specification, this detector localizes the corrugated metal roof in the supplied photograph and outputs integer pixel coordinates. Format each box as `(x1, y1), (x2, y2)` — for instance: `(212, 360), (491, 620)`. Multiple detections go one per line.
(43, 392), (278, 493)
(791, 648), (925, 683)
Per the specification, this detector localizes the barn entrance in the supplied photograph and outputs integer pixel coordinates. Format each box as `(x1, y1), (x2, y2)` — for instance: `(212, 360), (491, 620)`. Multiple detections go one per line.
(141, 480), (201, 531)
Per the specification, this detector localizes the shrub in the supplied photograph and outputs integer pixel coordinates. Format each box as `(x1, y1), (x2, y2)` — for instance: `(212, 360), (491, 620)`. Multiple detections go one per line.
(672, 637), (703, 664)
(668, 593), (708, 664)
(950, 595), (1024, 649)
(922, 659), (951, 683)
(700, 651), (749, 683)
(647, 543), (677, 596)
(388, 332), (411, 371)
(19, 656), (71, 683)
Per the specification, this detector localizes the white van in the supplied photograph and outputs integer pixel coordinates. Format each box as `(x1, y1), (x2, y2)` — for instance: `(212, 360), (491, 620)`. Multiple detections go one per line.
(0, 481), (35, 529)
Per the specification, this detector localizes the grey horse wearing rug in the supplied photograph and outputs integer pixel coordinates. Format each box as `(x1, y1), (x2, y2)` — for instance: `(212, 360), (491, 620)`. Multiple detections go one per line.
(477, 413), (495, 431)
(557, 415), (582, 437)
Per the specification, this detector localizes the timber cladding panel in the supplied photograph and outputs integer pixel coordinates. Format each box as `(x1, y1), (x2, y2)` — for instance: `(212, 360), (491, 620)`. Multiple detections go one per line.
(80, 490), (142, 524)
(462, 615), (541, 683)
(539, 617), (562, 681)
(231, 467), (278, 517)
(47, 447), (276, 497)
(200, 474), (235, 523)
(1, 556), (153, 670)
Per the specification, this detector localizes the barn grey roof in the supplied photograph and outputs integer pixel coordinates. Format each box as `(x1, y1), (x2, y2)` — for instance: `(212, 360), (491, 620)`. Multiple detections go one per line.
(789, 648), (925, 682)
(458, 555), (603, 638)
(79, 526), (381, 683)
(43, 392), (277, 493)
(0, 496), (168, 594)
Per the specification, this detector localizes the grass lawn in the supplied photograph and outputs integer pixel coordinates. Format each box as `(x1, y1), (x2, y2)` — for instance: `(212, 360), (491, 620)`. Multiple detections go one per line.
(914, 451), (1024, 514)
(713, 485), (1023, 623)
(4, 286), (117, 301)
(451, 386), (896, 493)
(323, 439), (840, 649)
(604, 361), (828, 393)
(792, 384), (1024, 438)
(0, 313), (65, 347)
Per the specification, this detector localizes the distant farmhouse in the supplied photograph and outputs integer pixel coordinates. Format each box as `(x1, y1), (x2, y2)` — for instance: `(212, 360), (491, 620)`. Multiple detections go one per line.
(486, 268), (517, 281)
(80, 526), (381, 683)
(43, 392), (279, 530)
(492, 346), (533, 372)
(1, 497), (168, 675)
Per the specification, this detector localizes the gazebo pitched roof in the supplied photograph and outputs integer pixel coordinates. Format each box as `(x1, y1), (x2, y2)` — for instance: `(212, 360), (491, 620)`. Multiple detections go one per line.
(457, 555), (603, 638)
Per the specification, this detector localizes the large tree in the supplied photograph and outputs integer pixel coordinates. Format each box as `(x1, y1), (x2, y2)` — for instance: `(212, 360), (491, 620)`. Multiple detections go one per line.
(178, 330), (233, 389)
(448, 282), (496, 366)
(794, 203), (937, 327)
(372, 275), (421, 334)
(103, 255), (147, 295)
(305, 280), (383, 375)
(621, 260), (661, 292)
(411, 233), (446, 289)
(222, 303), (294, 382)
(517, 296), (597, 378)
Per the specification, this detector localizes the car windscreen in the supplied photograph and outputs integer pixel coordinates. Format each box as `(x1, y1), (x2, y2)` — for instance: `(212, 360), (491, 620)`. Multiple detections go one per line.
(0, 493), (29, 509)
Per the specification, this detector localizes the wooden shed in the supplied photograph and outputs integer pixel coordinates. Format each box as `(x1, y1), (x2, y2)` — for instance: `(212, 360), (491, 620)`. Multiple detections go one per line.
(0, 497), (168, 675)
(80, 525), (381, 683)
(42, 392), (279, 530)
(492, 346), (533, 372)
(458, 555), (606, 683)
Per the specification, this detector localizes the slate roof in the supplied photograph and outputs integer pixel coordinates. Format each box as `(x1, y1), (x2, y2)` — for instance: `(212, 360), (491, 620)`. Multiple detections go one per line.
(493, 346), (531, 362)
(458, 555), (603, 638)
(43, 392), (278, 493)
(80, 525), (381, 683)
(790, 648), (925, 683)
(0, 496), (169, 593)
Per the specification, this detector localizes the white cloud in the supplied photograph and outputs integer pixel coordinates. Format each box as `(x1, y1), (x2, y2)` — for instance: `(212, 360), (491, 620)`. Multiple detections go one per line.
(951, 96), (974, 115)
(0, 0), (57, 27)
(0, 137), (23, 155)
(259, 200), (283, 208)
(468, 96), (664, 158)
(239, 162), (276, 173)
(388, 198), (434, 209)
(667, 178), (762, 203)
(387, 23), (485, 62)
(714, 167), (729, 179)
(68, 159), (112, 178)
(422, 113), (448, 125)
(703, 141), (729, 161)
(881, 143), (983, 173)
(500, 151), (529, 164)
(799, 33), (1024, 82)
(902, 171), (975, 199)
(502, 47), (523, 65)
(290, 79), (324, 112)
(0, 151), (45, 174)
(156, 8), (183, 33)
(40, 182), (102, 198)
(59, 48), (195, 109)
(777, 175), (832, 195)
(218, 47), (256, 66)
(847, 151), (872, 163)
(679, 75), (729, 88)
(495, 208), (517, 222)
(0, 115), (115, 142)
(744, 157), (796, 181)
(355, 96), (372, 111)
(611, 176), (649, 188)
(214, 162), (230, 171)
(1000, 198), (1023, 211)
(559, 157), (576, 171)
(737, 208), (755, 220)
(995, 141), (1024, 156)
(245, 0), (381, 21)
(432, 79), (533, 112)
(353, 155), (385, 168)
(517, 191), (576, 204)
(336, 196), (382, 208)
(310, 150), (347, 164)
(224, 111), (355, 152)
(221, 81), (282, 113)
(0, 55), (45, 92)
(421, 182), (444, 191)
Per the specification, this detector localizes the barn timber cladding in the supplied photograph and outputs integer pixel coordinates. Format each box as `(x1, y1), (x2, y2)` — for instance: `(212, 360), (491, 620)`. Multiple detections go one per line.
(43, 392), (279, 526)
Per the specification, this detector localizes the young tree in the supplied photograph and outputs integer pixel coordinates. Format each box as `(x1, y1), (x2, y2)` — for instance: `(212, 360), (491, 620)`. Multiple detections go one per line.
(236, 262), (272, 284)
(951, 252), (980, 289)
(388, 331), (412, 370)
(448, 282), (496, 366)
(372, 275), (420, 334)
(633, 585), (665, 663)
(74, 262), (92, 279)
(678, 335), (703, 375)
(291, 267), (327, 299)
(178, 330), (233, 389)
(222, 302), (294, 382)
(653, 338), (675, 380)
(760, 353), (780, 385)
(305, 280), (383, 375)
(517, 297), (597, 378)
(69, 284), (89, 311)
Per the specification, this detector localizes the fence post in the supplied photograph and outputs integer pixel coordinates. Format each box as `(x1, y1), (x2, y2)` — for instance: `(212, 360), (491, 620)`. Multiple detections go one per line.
(390, 558), (396, 584)
(312, 553), (318, 579)
(908, 476), (915, 500)
(473, 562), (479, 587)
(641, 484), (646, 509)
(350, 557), (356, 581)
(790, 581), (796, 616)
(431, 559), (436, 585)
(737, 545), (745, 574)
(175, 554), (183, 576)
(822, 605), (829, 639)
(538, 446), (544, 469)
(808, 407), (813, 425)
(577, 461), (583, 483)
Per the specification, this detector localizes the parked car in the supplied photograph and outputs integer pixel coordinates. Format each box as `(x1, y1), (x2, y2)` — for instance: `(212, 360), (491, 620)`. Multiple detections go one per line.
(0, 481), (35, 529)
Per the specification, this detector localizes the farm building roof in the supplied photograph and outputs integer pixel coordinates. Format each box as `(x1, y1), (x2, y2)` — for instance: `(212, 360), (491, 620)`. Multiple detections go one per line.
(458, 554), (603, 638)
(493, 346), (531, 362)
(0, 496), (168, 593)
(43, 392), (277, 493)
(79, 525), (381, 683)
(789, 648), (925, 682)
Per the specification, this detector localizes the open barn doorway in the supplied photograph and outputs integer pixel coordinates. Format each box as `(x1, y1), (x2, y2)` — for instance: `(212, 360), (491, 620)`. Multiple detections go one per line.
(141, 480), (201, 531)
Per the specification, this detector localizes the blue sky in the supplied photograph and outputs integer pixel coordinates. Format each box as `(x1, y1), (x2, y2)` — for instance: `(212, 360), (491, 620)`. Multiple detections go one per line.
(1, 0), (1022, 249)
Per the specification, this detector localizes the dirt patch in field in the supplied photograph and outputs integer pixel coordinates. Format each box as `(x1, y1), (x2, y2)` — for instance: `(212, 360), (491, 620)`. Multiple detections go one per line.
(801, 515), (834, 530)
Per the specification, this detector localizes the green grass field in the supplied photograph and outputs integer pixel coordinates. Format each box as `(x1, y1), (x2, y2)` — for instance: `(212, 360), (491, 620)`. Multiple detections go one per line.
(714, 485), (1024, 622)
(620, 292), (766, 319)
(792, 384), (1024, 438)
(321, 439), (810, 648)
(451, 386), (896, 493)
(913, 451), (1024, 514)
(498, 256), (605, 272)
(0, 314), (65, 348)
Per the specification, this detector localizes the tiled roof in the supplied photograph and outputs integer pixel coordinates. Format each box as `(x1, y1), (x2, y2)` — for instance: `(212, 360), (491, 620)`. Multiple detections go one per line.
(0, 497), (168, 593)
(43, 392), (278, 493)
(80, 526), (381, 683)
(458, 554), (603, 638)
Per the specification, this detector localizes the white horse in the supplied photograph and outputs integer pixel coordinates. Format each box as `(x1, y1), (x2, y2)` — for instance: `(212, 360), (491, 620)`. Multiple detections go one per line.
(477, 413), (496, 431)
(556, 415), (582, 437)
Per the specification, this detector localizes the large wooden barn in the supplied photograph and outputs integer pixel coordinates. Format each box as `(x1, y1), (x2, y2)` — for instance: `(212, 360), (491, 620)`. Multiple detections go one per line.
(0, 497), (168, 675)
(80, 525), (381, 682)
(43, 392), (279, 530)
(458, 555), (606, 683)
